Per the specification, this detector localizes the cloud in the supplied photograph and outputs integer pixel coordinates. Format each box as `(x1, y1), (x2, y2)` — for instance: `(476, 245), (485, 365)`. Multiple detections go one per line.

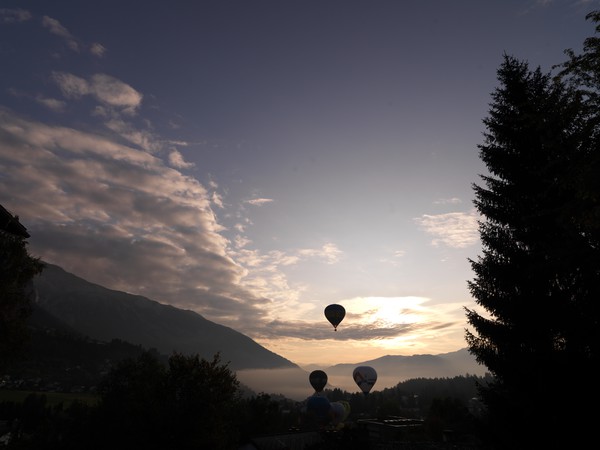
(104, 118), (160, 151)
(42, 16), (79, 52)
(51, 72), (89, 98)
(255, 319), (418, 341)
(35, 95), (66, 112)
(230, 242), (342, 303)
(7, 88), (66, 113)
(298, 243), (342, 264)
(414, 211), (479, 248)
(41, 16), (106, 56)
(434, 197), (462, 205)
(211, 192), (225, 209)
(0, 108), (343, 343)
(0, 108), (259, 321)
(90, 74), (143, 111)
(90, 43), (107, 57)
(246, 198), (274, 206)
(168, 149), (195, 169)
(52, 72), (143, 115)
(0, 8), (31, 23)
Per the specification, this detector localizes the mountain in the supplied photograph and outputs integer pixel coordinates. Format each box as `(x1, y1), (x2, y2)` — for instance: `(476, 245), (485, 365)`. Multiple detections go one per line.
(320, 349), (488, 393)
(32, 263), (298, 372)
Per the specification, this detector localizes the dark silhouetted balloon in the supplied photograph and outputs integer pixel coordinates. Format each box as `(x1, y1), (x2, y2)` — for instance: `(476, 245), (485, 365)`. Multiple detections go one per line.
(309, 370), (328, 392)
(306, 394), (331, 426)
(324, 304), (346, 331)
(352, 366), (377, 394)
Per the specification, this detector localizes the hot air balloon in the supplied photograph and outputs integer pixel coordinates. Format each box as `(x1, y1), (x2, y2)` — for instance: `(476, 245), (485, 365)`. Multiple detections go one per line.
(324, 304), (345, 331)
(339, 400), (351, 421)
(330, 402), (345, 426)
(330, 401), (351, 428)
(305, 394), (331, 426)
(309, 370), (328, 393)
(352, 366), (377, 395)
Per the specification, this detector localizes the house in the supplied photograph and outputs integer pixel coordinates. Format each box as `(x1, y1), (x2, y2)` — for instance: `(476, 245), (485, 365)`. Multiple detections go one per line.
(0, 204), (29, 238)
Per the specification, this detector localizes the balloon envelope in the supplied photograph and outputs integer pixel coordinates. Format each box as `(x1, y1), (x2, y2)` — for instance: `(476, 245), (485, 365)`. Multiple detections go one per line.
(330, 401), (351, 425)
(339, 400), (351, 420)
(309, 370), (328, 392)
(352, 366), (377, 394)
(306, 395), (331, 425)
(330, 402), (345, 425)
(324, 304), (346, 330)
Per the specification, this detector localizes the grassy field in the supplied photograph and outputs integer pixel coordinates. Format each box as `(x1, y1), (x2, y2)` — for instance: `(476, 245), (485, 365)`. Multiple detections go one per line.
(0, 389), (99, 406)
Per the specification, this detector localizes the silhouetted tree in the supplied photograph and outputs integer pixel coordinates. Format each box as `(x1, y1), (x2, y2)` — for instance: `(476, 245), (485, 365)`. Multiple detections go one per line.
(424, 397), (471, 442)
(236, 393), (292, 441)
(556, 11), (600, 114)
(555, 11), (600, 240)
(0, 206), (44, 368)
(164, 352), (241, 449)
(95, 351), (241, 450)
(466, 15), (600, 447)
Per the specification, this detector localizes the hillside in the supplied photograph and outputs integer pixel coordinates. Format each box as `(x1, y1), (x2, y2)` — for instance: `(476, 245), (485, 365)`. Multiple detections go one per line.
(32, 263), (297, 371)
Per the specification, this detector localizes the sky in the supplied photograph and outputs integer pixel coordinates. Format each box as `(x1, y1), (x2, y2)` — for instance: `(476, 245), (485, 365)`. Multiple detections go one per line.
(1, 0), (597, 368)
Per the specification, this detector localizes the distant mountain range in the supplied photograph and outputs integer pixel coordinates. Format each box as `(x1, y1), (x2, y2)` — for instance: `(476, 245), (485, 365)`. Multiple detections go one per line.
(320, 348), (487, 394)
(326, 348), (484, 380)
(30, 263), (488, 400)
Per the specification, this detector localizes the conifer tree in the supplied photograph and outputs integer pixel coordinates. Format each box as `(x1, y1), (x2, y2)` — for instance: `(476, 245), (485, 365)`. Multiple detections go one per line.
(466, 47), (599, 447)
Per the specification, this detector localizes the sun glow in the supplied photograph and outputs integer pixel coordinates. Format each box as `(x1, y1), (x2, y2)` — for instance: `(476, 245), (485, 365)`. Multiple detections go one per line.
(257, 295), (469, 366)
(343, 296), (428, 327)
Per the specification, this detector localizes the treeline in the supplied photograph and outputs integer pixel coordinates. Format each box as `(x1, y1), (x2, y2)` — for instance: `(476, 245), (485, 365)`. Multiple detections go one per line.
(2, 324), (165, 393)
(1, 352), (268, 449)
(0, 350), (491, 449)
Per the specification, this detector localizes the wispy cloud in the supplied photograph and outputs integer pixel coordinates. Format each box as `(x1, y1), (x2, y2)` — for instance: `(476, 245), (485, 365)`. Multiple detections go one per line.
(379, 249), (406, 267)
(7, 88), (66, 113)
(211, 191), (225, 209)
(104, 118), (160, 152)
(90, 42), (107, 58)
(52, 72), (143, 114)
(246, 198), (274, 206)
(168, 149), (195, 169)
(298, 243), (342, 264)
(41, 15), (106, 56)
(42, 16), (79, 51)
(35, 95), (66, 112)
(0, 108), (251, 318)
(414, 211), (479, 248)
(230, 241), (342, 308)
(0, 8), (31, 23)
(433, 197), (462, 205)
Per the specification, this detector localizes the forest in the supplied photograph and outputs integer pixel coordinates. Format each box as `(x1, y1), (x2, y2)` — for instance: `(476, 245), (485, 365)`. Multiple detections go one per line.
(0, 349), (492, 449)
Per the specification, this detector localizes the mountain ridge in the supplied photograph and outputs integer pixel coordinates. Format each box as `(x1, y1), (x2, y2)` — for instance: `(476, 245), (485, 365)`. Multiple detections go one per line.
(323, 348), (485, 386)
(33, 263), (298, 371)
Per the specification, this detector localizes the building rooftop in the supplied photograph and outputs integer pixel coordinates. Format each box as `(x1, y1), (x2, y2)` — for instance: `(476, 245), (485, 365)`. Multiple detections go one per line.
(0, 204), (30, 238)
